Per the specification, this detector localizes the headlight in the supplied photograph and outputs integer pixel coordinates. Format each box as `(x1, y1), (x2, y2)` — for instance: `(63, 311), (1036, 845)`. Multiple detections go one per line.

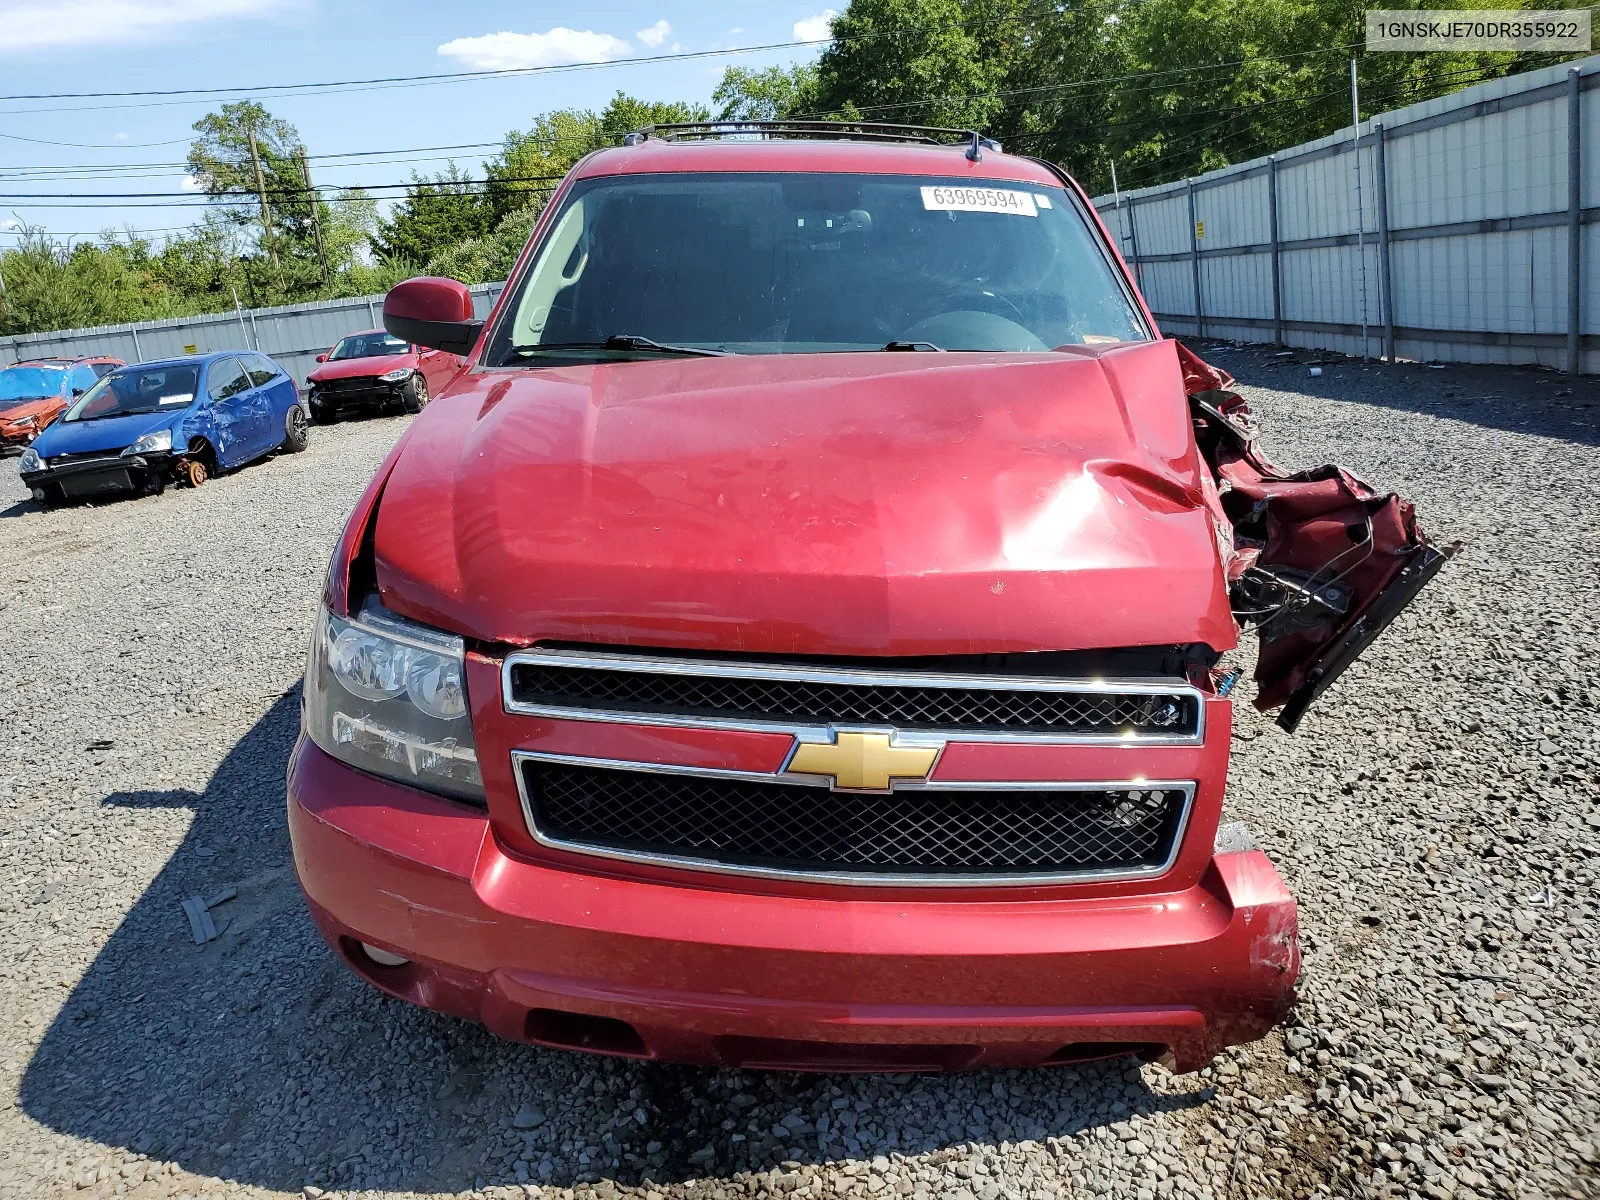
(379, 368), (413, 382)
(303, 598), (483, 803)
(123, 429), (173, 456)
(13, 416), (36, 430)
(18, 447), (43, 473)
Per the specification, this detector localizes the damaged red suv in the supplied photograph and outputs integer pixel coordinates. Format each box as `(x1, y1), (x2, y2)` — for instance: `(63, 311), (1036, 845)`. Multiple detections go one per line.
(289, 124), (1446, 1073)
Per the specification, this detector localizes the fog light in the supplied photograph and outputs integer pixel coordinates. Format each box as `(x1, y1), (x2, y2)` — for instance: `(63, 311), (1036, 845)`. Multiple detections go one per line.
(360, 942), (409, 967)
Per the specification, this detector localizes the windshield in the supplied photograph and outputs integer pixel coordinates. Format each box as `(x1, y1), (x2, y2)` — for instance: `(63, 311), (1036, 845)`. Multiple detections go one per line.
(330, 333), (409, 360)
(63, 365), (201, 422)
(0, 366), (68, 406)
(486, 171), (1147, 363)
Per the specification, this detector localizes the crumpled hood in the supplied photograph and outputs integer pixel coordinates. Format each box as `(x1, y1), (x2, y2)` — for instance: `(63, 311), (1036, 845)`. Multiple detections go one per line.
(308, 353), (418, 383)
(34, 408), (187, 457)
(0, 397), (60, 426)
(373, 340), (1237, 657)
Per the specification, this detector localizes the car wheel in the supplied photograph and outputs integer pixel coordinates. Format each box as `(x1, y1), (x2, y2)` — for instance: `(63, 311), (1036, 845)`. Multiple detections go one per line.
(183, 458), (209, 488)
(281, 404), (310, 453)
(400, 374), (428, 414)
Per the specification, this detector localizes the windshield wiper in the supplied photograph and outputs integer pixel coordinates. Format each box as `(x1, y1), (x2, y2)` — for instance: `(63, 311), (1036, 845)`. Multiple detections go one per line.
(883, 340), (945, 352)
(510, 335), (731, 358)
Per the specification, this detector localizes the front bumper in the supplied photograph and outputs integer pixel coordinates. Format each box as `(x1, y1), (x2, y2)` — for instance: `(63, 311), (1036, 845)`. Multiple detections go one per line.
(308, 380), (405, 413)
(289, 737), (1298, 1072)
(21, 451), (172, 498)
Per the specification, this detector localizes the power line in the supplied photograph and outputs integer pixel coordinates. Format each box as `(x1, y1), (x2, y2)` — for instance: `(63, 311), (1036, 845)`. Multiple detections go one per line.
(0, 36), (838, 117)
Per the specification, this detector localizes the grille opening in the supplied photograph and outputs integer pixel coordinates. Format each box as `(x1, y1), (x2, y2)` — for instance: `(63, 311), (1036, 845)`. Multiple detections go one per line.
(509, 657), (1198, 738)
(1042, 1041), (1166, 1066)
(522, 760), (1188, 881)
(711, 1036), (982, 1073)
(524, 1008), (650, 1058)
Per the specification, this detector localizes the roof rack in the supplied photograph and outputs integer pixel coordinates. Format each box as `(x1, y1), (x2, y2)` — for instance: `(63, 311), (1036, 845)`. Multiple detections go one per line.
(622, 120), (1002, 162)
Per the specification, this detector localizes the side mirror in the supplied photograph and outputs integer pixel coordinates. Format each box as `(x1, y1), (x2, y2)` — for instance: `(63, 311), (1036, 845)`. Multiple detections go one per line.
(315, 353), (328, 364)
(384, 277), (484, 357)
(72, 388), (86, 398)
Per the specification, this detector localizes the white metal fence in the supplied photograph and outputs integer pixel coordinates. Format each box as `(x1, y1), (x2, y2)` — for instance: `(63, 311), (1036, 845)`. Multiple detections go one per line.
(1093, 57), (1598, 373)
(0, 282), (507, 390)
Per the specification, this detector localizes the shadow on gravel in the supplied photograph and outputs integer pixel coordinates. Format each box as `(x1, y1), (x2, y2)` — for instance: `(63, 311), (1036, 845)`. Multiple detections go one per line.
(22, 692), (1212, 1195)
(1200, 344), (1600, 448)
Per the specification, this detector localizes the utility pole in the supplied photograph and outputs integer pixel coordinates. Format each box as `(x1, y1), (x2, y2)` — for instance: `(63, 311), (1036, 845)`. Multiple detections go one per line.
(299, 148), (329, 286)
(247, 127), (279, 272)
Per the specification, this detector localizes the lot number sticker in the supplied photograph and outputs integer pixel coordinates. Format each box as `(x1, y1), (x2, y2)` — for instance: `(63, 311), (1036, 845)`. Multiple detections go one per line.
(921, 186), (1038, 217)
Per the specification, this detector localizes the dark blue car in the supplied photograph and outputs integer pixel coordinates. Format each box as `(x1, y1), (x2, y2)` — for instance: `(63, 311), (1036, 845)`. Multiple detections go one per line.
(17, 351), (308, 506)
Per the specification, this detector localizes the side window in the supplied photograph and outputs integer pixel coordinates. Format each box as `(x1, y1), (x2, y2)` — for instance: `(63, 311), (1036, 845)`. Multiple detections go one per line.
(245, 354), (279, 388)
(89, 361), (118, 378)
(206, 358), (249, 401)
(69, 364), (98, 394)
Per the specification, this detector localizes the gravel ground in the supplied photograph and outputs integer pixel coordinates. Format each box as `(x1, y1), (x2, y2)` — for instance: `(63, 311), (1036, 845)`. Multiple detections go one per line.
(0, 355), (1596, 1200)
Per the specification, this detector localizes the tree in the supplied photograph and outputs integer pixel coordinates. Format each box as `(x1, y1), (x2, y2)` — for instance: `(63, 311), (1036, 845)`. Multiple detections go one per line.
(713, 64), (822, 120)
(0, 227), (164, 334)
(1108, 0), (1524, 188)
(992, 0), (1133, 193)
(483, 93), (712, 226)
(597, 91), (712, 143)
(483, 109), (603, 225)
(813, 0), (1014, 129)
(372, 165), (492, 266)
(187, 101), (323, 279)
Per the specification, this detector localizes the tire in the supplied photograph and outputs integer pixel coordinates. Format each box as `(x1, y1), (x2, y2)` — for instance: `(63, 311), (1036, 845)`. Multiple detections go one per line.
(281, 404), (310, 453)
(400, 373), (428, 414)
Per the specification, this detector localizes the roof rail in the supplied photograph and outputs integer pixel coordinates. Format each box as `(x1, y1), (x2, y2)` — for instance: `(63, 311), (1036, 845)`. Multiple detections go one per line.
(622, 120), (1002, 161)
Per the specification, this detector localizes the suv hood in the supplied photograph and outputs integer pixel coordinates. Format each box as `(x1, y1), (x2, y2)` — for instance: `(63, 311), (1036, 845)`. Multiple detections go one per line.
(308, 353), (418, 383)
(373, 340), (1237, 657)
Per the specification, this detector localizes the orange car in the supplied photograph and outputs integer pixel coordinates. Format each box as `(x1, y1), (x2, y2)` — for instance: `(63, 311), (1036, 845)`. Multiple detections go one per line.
(0, 356), (124, 452)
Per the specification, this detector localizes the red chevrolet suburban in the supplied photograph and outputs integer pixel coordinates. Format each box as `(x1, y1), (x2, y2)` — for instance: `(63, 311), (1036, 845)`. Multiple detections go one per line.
(288, 123), (1445, 1073)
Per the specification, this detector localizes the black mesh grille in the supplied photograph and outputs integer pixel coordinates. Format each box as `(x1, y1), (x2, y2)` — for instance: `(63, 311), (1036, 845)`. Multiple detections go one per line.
(522, 760), (1187, 878)
(313, 377), (398, 397)
(509, 660), (1197, 738)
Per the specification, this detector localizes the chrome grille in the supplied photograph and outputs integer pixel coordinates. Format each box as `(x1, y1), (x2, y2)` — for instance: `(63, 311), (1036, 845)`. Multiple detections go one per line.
(505, 651), (1201, 740)
(517, 757), (1191, 884)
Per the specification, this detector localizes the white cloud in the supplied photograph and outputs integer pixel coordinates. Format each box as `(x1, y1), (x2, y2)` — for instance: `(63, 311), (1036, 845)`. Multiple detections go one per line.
(793, 9), (837, 41)
(0, 218), (22, 232)
(114, 132), (128, 141)
(179, 174), (206, 192)
(635, 19), (670, 48)
(0, 0), (297, 55)
(437, 27), (632, 70)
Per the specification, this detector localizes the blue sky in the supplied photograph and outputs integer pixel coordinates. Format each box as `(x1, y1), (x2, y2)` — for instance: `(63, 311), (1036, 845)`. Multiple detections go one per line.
(0, 1), (838, 246)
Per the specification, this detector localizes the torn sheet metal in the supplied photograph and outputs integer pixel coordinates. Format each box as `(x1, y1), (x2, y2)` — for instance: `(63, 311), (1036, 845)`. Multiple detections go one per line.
(1181, 343), (1457, 732)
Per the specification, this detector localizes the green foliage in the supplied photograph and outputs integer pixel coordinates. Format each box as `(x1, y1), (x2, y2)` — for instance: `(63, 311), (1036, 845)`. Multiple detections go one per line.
(482, 92), (711, 228)
(714, 64), (822, 120)
(814, 0), (1016, 128)
(484, 109), (603, 225)
(0, 228), (163, 334)
(373, 164), (492, 265)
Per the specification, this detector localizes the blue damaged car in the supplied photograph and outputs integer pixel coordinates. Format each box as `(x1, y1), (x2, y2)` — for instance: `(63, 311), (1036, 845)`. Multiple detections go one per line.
(18, 351), (308, 506)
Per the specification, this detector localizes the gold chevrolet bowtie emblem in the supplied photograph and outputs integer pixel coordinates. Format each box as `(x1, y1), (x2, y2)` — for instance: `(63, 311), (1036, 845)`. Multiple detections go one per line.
(785, 731), (939, 791)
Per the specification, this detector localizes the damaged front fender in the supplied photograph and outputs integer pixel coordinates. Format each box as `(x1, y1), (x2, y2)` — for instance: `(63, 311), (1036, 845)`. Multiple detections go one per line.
(1181, 344), (1456, 732)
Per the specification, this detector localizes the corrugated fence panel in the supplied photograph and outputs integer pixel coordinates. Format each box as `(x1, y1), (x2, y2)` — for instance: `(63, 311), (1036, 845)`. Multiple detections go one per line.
(0, 283), (507, 391)
(1093, 56), (1599, 373)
